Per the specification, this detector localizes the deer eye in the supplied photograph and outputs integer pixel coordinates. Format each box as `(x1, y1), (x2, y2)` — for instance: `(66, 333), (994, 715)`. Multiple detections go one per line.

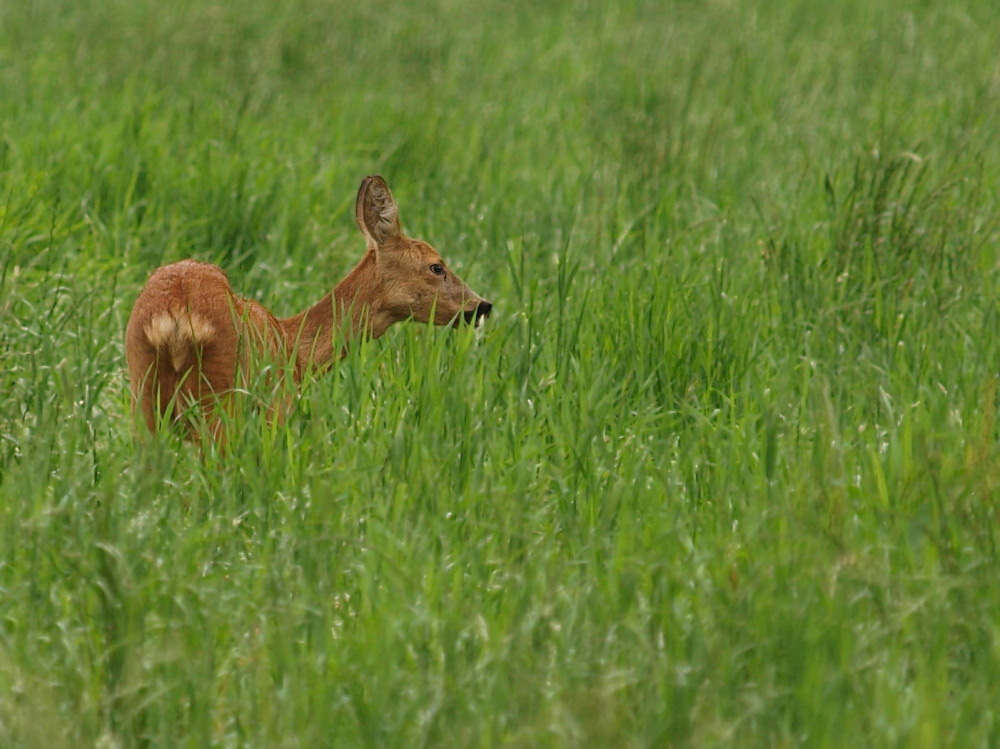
(430, 263), (445, 276)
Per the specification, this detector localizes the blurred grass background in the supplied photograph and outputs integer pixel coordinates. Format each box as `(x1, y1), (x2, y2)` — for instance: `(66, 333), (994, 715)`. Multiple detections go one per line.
(2, 0), (1000, 745)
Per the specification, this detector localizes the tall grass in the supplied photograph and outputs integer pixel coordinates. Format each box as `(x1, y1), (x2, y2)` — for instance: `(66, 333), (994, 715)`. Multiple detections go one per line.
(2, 0), (999, 745)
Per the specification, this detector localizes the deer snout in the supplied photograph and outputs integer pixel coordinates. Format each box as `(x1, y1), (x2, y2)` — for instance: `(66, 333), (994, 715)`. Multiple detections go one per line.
(463, 300), (493, 325)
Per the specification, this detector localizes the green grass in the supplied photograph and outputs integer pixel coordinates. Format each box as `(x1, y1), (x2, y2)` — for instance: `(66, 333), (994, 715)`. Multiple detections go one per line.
(2, 0), (1000, 745)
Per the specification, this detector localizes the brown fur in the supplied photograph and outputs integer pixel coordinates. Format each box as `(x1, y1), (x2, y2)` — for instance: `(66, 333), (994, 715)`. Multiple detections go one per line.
(125, 176), (491, 440)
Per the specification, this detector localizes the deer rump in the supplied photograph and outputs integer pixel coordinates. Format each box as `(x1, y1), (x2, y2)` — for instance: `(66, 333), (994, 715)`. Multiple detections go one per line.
(125, 260), (285, 436)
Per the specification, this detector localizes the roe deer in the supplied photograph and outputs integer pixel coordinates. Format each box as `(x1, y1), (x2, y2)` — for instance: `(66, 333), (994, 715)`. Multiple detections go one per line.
(125, 175), (492, 439)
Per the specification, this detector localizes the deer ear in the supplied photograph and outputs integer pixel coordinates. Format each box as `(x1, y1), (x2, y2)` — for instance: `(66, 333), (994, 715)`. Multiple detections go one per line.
(355, 176), (402, 249)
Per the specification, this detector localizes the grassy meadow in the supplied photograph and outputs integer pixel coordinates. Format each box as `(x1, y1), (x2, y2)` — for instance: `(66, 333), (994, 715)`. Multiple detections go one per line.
(2, 0), (1000, 745)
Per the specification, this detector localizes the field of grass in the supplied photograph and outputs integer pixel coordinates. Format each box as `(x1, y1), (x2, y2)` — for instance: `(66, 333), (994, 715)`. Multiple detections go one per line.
(2, 0), (1000, 745)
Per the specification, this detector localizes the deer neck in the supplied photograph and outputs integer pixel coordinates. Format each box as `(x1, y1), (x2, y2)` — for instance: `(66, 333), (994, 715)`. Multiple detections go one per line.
(279, 251), (396, 376)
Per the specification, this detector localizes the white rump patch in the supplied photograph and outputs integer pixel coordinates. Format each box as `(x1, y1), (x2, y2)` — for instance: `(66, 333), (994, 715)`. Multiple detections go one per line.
(145, 311), (215, 371)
